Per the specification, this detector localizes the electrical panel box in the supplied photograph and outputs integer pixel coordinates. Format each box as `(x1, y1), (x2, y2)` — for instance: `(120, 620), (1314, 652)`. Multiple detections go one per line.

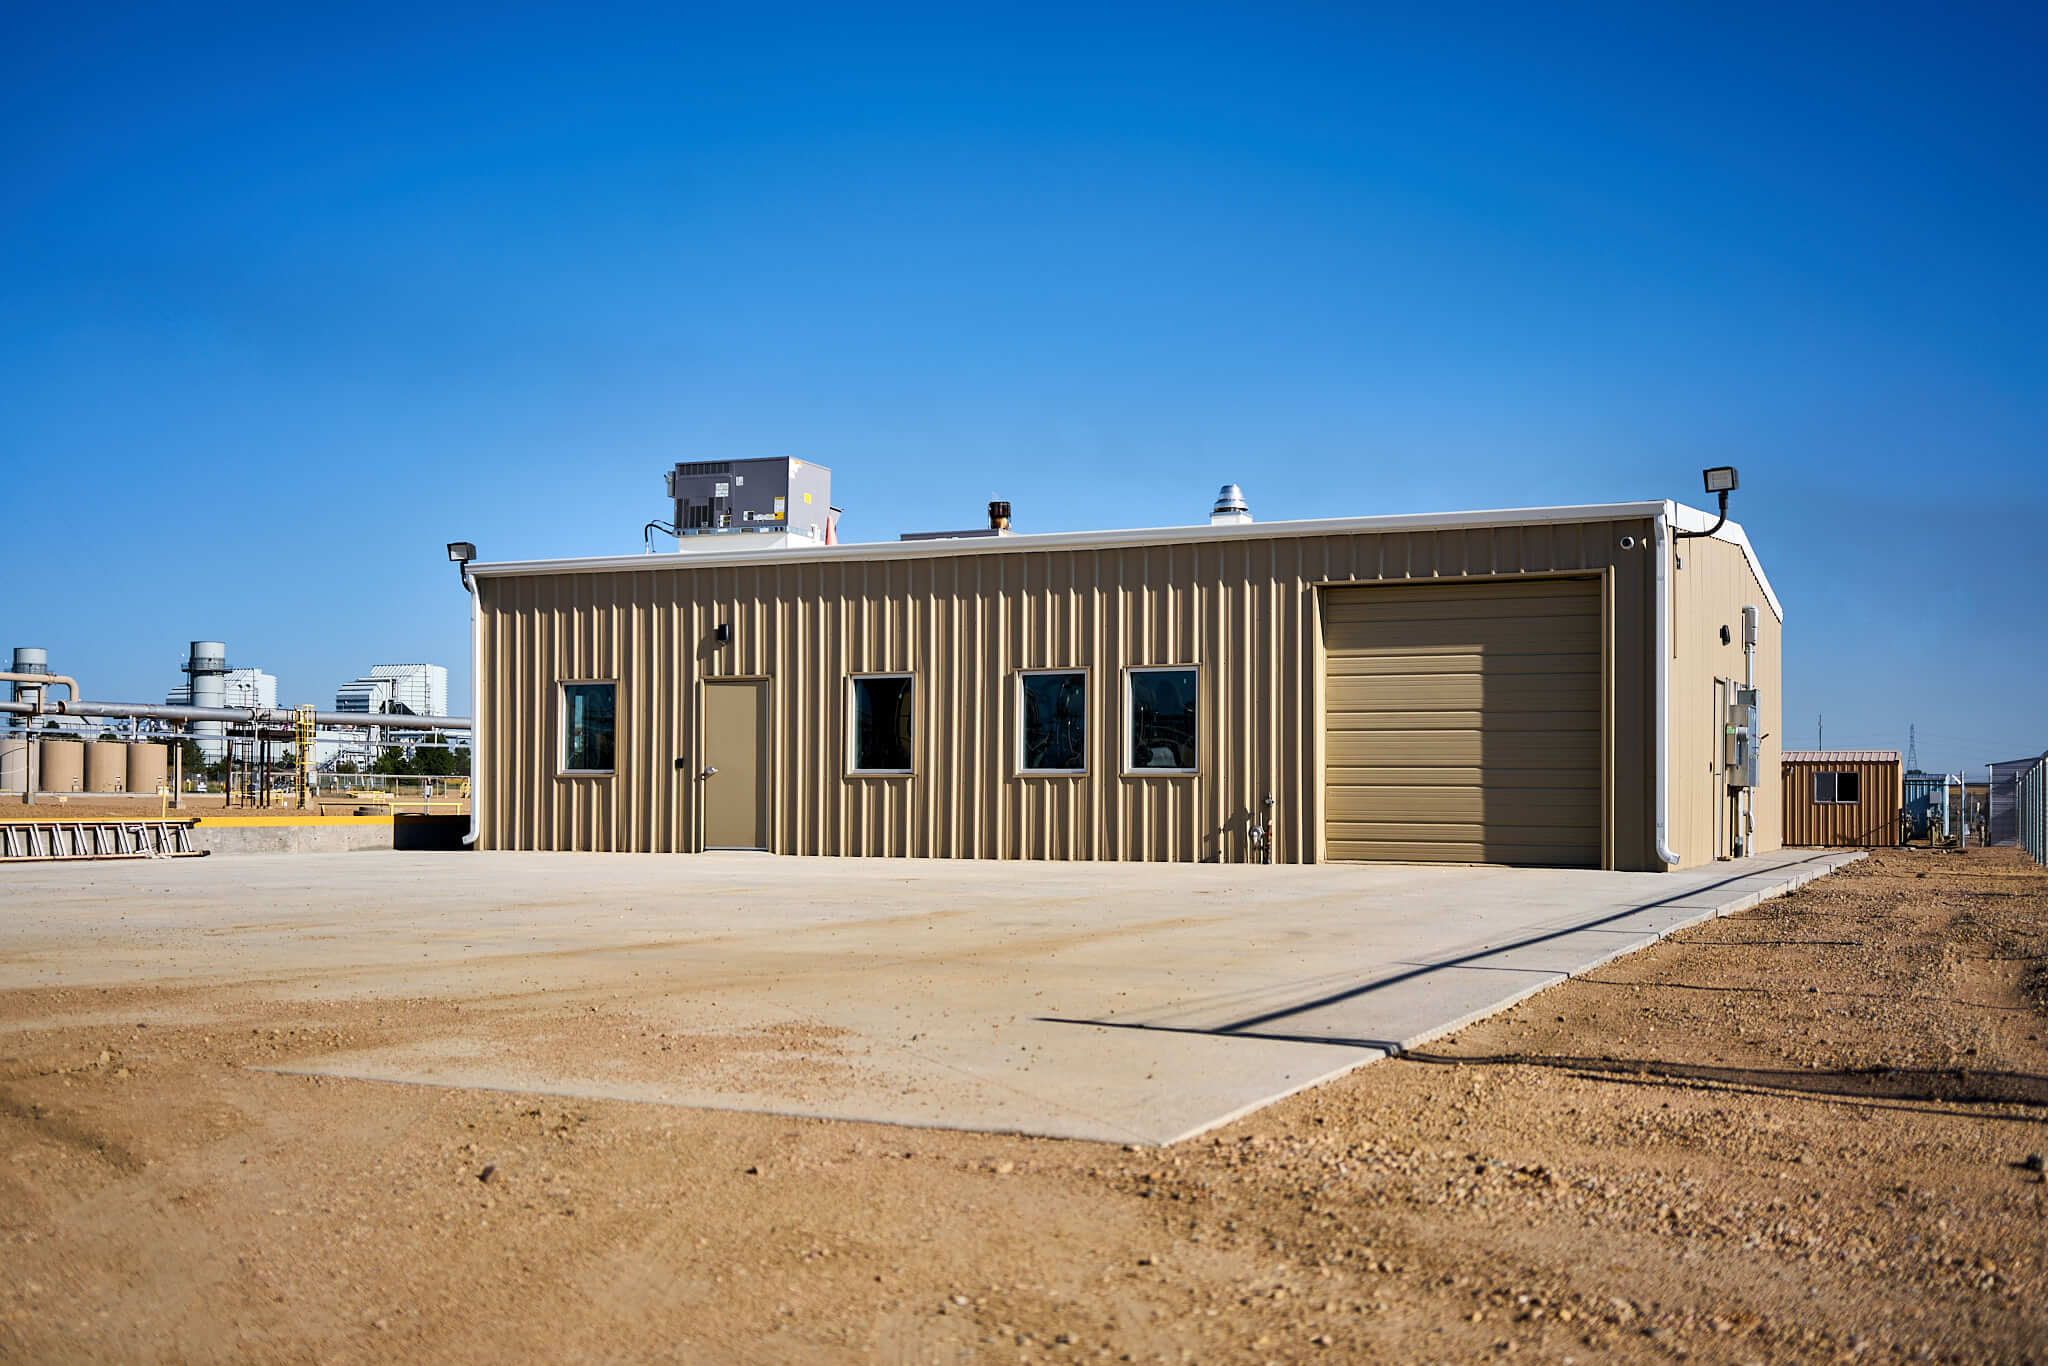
(1724, 687), (1760, 789)
(665, 458), (833, 540)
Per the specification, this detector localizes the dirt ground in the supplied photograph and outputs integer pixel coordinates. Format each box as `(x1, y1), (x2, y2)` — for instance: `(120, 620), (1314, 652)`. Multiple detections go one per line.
(2, 846), (2044, 1364)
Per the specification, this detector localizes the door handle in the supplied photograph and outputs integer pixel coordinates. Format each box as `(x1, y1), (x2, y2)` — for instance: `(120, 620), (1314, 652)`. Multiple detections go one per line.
(700, 766), (719, 778)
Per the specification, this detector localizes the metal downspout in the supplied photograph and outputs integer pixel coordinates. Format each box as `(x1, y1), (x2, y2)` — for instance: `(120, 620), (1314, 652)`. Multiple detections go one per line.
(1653, 505), (1681, 867)
(462, 567), (482, 847)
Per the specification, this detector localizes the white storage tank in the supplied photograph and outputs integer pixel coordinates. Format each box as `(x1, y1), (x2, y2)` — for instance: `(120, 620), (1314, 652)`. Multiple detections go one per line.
(0, 737), (27, 793)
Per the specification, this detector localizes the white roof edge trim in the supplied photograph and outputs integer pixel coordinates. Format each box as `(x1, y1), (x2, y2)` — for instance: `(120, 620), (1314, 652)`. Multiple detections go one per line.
(1667, 503), (1784, 623)
(470, 500), (1675, 577)
(468, 498), (1782, 621)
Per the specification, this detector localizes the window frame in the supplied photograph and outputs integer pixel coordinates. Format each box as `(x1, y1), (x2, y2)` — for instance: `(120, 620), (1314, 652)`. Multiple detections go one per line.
(846, 672), (916, 776)
(1122, 664), (1200, 776)
(557, 679), (618, 777)
(1813, 770), (1861, 805)
(1015, 667), (1089, 777)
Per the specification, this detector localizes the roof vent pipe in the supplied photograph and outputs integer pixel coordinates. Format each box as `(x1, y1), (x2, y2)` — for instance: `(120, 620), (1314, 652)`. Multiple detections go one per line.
(1211, 484), (1251, 526)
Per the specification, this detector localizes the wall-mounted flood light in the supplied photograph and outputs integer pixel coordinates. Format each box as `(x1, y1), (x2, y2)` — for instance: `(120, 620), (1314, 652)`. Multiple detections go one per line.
(447, 542), (476, 582)
(1676, 467), (1740, 539)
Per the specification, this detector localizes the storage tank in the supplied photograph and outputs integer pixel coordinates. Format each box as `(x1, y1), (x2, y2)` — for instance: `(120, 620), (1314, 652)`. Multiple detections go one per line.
(0, 737), (26, 793)
(126, 742), (168, 795)
(38, 738), (84, 793)
(86, 740), (127, 792)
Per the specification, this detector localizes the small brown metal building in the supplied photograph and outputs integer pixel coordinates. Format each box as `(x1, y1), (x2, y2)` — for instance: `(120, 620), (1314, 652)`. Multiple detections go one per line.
(464, 498), (1783, 871)
(1780, 751), (1901, 848)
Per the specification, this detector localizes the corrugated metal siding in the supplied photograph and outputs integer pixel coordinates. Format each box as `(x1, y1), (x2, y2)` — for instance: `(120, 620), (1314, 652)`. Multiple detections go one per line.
(476, 519), (1661, 865)
(1669, 535), (1784, 865)
(1782, 757), (1900, 847)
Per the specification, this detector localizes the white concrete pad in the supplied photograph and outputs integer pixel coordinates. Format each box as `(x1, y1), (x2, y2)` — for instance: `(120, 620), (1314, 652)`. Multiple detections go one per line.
(0, 849), (1860, 1144)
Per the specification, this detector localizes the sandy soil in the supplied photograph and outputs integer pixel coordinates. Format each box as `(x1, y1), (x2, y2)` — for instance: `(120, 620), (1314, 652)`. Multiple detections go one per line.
(2, 847), (2044, 1364)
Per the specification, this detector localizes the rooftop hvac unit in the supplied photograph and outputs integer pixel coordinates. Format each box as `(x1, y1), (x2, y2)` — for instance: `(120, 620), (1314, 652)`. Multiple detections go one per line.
(666, 458), (833, 541)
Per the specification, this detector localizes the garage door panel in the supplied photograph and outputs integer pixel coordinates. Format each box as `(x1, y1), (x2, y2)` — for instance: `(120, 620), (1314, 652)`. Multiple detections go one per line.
(1328, 706), (1599, 731)
(1325, 787), (1598, 827)
(1326, 764), (1601, 789)
(1326, 730), (1600, 766)
(1323, 578), (1601, 868)
(1326, 672), (1600, 712)
(1326, 617), (1600, 653)
(1324, 594), (1599, 625)
(1326, 651), (1597, 677)
(1326, 835), (1601, 867)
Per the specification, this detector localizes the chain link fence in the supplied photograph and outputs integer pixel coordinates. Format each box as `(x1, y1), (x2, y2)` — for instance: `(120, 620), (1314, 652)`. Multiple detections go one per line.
(2021, 756), (2047, 865)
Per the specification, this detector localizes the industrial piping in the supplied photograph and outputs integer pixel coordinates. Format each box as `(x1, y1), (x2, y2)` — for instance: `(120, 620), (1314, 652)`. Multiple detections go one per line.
(0, 671), (79, 704)
(2, 671), (80, 806)
(0, 699), (468, 730)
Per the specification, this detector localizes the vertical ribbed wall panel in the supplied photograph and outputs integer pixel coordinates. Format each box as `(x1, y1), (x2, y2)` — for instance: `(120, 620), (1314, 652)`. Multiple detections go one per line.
(1782, 759), (1900, 847)
(476, 518), (1684, 866)
(1669, 536), (1784, 862)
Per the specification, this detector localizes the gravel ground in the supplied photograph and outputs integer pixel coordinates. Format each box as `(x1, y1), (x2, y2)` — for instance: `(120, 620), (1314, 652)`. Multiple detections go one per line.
(2, 846), (2043, 1363)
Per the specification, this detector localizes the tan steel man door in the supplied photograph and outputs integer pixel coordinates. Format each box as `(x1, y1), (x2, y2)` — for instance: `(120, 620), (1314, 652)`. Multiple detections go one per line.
(1324, 578), (1601, 866)
(701, 681), (769, 849)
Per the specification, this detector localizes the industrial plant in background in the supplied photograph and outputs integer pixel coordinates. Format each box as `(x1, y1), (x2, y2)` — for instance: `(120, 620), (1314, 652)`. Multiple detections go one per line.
(326, 664), (452, 769)
(163, 642), (276, 761)
(2, 642), (469, 809)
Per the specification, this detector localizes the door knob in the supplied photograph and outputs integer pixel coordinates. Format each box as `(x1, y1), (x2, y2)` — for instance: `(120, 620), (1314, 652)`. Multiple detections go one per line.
(701, 766), (719, 777)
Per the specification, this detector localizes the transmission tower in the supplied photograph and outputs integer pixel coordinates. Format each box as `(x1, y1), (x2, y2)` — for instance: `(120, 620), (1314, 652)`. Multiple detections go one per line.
(1907, 724), (1918, 771)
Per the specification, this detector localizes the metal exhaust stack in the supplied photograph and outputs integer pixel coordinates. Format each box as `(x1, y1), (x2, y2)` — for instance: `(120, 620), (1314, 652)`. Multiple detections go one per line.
(1210, 484), (1251, 526)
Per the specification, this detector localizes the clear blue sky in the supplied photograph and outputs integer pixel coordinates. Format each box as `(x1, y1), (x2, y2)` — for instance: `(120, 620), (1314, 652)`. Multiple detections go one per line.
(4, 2), (2042, 774)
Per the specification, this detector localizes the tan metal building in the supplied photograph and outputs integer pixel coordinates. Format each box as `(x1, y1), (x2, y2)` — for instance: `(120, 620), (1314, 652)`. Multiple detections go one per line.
(463, 499), (1783, 871)
(1780, 751), (1902, 848)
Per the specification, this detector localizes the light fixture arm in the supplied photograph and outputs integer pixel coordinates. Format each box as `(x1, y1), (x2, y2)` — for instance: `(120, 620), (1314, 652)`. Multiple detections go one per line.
(1673, 488), (1729, 540)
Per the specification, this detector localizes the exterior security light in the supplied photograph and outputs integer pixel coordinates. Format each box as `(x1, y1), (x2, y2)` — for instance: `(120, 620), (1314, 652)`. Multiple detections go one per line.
(1676, 468), (1741, 540)
(447, 542), (476, 564)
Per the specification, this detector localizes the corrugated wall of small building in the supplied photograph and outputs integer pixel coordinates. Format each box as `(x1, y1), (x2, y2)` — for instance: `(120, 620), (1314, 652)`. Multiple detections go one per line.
(475, 519), (1667, 865)
(1782, 758), (1901, 847)
(1669, 535), (1784, 863)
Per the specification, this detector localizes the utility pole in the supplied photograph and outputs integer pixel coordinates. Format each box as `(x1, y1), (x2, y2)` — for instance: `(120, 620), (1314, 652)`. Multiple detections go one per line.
(1817, 714), (1823, 749)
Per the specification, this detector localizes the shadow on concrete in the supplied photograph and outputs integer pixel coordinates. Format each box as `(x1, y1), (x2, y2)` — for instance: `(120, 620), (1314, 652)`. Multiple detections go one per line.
(1040, 855), (1848, 1047)
(1211, 857), (1843, 1036)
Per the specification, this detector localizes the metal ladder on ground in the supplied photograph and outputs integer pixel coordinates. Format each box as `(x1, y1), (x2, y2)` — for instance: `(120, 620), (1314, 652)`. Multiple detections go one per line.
(0, 820), (208, 862)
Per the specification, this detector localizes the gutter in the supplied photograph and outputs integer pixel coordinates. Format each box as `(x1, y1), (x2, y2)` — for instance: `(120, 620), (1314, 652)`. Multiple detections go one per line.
(462, 564), (482, 847)
(1653, 503), (1680, 867)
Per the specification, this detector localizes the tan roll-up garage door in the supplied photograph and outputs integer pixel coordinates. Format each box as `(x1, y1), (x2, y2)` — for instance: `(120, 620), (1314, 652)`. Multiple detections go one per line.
(1324, 577), (1602, 866)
